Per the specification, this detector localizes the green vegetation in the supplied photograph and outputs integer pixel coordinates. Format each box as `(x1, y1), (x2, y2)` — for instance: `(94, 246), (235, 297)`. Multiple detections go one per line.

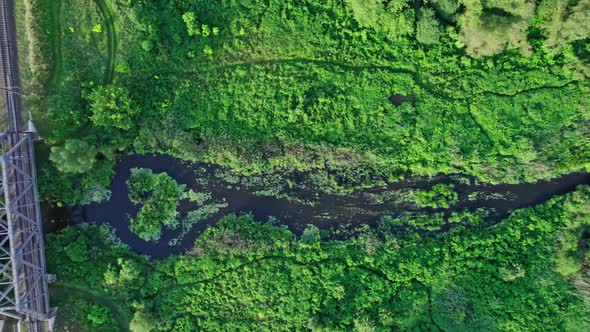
(50, 139), (97, 174)
(19, 0), (588, 203)
(18, 0), (590, 331)
(127, 168), (185, 241)
(127, 168), (228, 242)
(413, 183), (459, 209)
(46, 187), (590, 331)
(89, 84), (140, 130)
(555, 186), (590, 276)
(46, 225), (137, 331)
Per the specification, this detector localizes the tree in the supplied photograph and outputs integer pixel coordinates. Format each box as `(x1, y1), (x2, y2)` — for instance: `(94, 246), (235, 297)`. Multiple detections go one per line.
(431, 0), (460, 21)
(538, 0), (590, 51)
(50, 139), (97, 174)
(417, 7), (442, 45)
(88, 85), (139, 130)
(130, 309), (156, 332)
(87, 305), (109, 326)
(300, 224), (321, 243)
(80, 186), (111, 205)
(345, 0), (415, 38)
(64, 235), (88, 263)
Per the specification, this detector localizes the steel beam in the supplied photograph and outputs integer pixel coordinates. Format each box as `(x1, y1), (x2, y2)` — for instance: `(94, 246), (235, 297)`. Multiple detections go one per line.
(0, 134), (55, 331)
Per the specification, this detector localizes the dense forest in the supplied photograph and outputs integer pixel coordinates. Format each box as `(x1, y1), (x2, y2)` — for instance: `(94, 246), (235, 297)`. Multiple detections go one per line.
(12, 0), (590, 330)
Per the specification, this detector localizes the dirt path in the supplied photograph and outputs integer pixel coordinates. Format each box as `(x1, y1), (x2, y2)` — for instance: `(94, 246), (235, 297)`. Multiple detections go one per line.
(45, 0), (62, 91)
(52, 281), (130, 331)
(94, 0), (117, 84)
(132, 57), (576, 102)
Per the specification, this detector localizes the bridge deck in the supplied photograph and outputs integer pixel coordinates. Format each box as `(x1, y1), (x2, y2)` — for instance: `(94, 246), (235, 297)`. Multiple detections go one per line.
(0, 0), (54, 331)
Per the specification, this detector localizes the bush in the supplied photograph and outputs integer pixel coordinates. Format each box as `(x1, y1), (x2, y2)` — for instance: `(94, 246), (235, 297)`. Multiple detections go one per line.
(88, 85), (140, 130)
(414, 184), (459, 209)
(87, 305), (110, 326)
(50, 139), (97, 174)
(80, 186), (112, 205)
(127, 168), (185, 241)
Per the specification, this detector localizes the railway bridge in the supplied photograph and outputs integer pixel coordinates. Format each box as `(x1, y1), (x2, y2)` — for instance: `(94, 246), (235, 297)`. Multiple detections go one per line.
(0, 0), (56, 330)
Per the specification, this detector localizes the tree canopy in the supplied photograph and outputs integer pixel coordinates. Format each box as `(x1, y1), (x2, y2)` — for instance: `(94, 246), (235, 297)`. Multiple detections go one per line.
(50, 139), (97, 174)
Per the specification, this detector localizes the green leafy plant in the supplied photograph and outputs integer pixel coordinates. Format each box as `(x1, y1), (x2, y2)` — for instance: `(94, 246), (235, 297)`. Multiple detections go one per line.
(413, 184), (459, 209)
(50, 139), (97, 174)
(87, 305), (110, 327)
(88, 85), (140, 130)
(127, 168), (185, 241)
(45, 187), (590, 331)
(182, 12), (200, 36)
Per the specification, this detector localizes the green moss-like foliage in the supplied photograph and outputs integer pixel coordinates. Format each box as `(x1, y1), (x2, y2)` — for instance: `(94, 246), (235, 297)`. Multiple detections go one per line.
(413, 183), (459, 209)
(50, 139), (97, 174)
(127, 168), (185, 241)
(88, 85), (140, 130)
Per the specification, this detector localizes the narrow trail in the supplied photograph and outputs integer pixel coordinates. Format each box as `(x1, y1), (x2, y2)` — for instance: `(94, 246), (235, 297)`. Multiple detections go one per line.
(46, 0), (62, 91)
(479, 79), (579, 97)
(134, 57), (434, 94)
(52, 282), (130, 331)
(133, 57), (578, 101)
(94, 0), (117, 84)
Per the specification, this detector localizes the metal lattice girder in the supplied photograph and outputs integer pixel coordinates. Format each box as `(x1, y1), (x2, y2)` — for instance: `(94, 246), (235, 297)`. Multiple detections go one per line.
(0, 0), (55, 329)
(0, 134), (55, 326)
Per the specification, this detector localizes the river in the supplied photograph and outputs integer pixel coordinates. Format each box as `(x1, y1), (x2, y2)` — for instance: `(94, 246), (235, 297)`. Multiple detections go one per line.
(73, 154), (589, 258)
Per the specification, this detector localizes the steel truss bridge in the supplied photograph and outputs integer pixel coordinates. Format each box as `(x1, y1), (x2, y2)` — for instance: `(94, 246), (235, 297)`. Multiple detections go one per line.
(0, 0), (55, 330)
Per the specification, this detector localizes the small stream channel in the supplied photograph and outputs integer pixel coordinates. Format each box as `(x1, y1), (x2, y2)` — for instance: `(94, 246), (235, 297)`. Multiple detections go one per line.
(70, 154), (589, 258)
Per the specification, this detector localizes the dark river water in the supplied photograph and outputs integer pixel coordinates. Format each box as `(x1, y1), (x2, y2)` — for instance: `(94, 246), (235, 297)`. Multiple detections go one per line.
(70, 154), (589, 259)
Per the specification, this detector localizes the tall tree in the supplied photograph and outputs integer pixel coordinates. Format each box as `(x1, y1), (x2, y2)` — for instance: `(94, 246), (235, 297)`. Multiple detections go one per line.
(417, 7), (443, 45)
(50, 139), (98, 174)
(345, 0), (415, 38)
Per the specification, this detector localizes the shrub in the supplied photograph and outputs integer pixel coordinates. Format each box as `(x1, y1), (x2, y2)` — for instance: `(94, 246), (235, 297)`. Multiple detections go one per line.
(127, 168), (185, 241)
(88, 85), (140, 130)
(50, 139), (97, 174)
(414, 184), (459, 209)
